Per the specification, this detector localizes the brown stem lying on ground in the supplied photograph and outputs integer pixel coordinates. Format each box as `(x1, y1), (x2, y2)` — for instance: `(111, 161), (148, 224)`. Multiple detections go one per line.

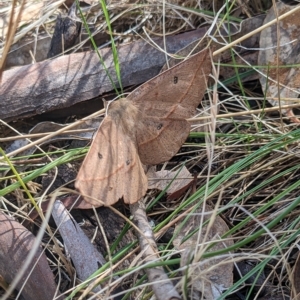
(130, 200), (181, 300)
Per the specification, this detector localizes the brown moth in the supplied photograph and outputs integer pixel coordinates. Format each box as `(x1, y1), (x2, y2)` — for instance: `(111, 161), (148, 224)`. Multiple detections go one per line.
(75, 48), (211, 207)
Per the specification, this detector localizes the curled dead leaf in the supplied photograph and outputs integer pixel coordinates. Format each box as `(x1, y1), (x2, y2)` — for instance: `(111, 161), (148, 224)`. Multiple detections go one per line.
(258, 2), (300, 123)
(147, 166), (194, 200)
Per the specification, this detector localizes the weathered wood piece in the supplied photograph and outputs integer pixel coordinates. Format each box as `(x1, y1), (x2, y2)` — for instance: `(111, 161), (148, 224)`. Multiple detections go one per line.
(0, 15), (264, 122)
(0, 29), (207, 121)
(0, 212), (61, 300)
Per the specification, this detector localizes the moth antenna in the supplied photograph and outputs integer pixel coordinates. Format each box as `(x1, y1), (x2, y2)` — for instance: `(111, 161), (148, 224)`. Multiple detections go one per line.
(102, 98), (113, 116)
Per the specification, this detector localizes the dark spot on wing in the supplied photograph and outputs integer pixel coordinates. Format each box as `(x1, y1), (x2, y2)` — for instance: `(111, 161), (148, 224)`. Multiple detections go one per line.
(174, 76), (178, 84)
(126, 159), (130, 165)
(157, 123), (163, 130)
(98, 153), (103, 159)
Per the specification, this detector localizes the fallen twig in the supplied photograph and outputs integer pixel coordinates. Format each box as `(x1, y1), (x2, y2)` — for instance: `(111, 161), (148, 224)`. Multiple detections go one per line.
(130, 200), (181, 300)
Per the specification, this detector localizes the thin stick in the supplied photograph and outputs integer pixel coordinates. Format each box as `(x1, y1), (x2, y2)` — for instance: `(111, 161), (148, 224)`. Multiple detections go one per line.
(130, 200), (181, 300)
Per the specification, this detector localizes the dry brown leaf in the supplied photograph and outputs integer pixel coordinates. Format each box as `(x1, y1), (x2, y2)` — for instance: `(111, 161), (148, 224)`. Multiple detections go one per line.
(258, 2), (300, 123)
(75, 48), (211, 207)
(0, 211), (60, 300)
(173, 204), (233, 299)
(147, 166), (194, 200)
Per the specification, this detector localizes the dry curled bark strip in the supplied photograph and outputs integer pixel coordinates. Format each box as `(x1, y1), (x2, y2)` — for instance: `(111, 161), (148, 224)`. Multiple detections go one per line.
(51, 200), (106, 292)
(0, 211), (61, 300)
(130, 201), (181, 300)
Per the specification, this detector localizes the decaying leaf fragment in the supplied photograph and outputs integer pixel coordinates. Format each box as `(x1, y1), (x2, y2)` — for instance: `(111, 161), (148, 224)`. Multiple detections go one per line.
(258, 2), (300, 123)
(147, 166), (194, 200)
(173, 204), (233, 299)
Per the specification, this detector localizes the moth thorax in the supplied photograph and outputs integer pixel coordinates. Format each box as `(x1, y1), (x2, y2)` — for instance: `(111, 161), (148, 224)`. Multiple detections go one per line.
(108, 98), (138, 133)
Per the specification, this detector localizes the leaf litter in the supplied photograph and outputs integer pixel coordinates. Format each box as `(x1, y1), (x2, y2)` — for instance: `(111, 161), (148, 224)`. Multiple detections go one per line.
(1, 0), (300, 299)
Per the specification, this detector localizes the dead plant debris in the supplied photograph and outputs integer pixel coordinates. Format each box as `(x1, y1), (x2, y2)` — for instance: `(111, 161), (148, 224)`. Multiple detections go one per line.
(1, 0), (300, 299)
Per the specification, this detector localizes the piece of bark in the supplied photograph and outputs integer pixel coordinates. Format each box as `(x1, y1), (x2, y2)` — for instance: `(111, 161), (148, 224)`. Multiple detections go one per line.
(0, 13), (264, 122)
(52, 200), (105, 292)
(39, 15), (263, 121)
(47, 3), (82, 58)
(0, 29), (208, 122)
(0, 211), (61, 300)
